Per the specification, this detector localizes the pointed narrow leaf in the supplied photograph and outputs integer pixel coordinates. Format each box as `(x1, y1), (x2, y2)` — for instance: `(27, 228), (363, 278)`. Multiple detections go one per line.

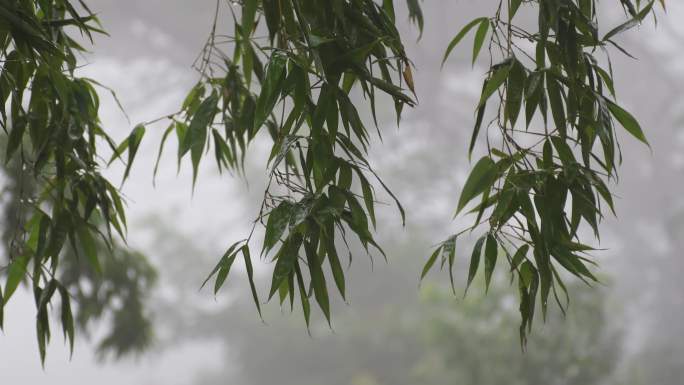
(421, 245), (442, 281)
(254, 53), (287, 130)
(305, 241), (331, 324)
(607, 100), (649, 145)
(186, 92), (219, 186)
(457, 156), (498, 214)
(442, 17), (488, 66)
(465, 236), (486, 294)
(262, 201), (293, 255)
(77, 225), (101, 274)
(123, 124), (145, 183)
(269, 234), (302, 299)
(484, 234), (498, 292)
(242, 246), (262, 318)
(472, 19), (490, 66)
(478, 61), (513, 107)
(324, 233), (346, 299)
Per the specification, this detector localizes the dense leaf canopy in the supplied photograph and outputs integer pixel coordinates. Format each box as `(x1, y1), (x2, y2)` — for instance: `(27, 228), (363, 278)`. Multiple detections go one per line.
(0, 0), (663, 361)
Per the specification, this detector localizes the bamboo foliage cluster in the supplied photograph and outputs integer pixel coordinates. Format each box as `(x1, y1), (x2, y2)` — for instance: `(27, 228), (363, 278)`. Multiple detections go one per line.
(135, 0), (421, 327)
(425, 0), (659, 344)
(0, 0), (664, 360)
(120, 0), (659, 340)
(0, 0), (133, 363)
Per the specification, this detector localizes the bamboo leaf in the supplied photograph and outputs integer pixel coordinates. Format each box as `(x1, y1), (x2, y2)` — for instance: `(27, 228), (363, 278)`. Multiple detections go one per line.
(442, 17), (488, 66)
(457, 156), (498, 215)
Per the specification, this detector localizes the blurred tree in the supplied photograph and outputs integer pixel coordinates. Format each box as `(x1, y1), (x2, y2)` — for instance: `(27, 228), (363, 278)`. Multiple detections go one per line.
(142, 219), (621, 385)
(613, 209), (684, 385)
(0, 0), (666, 360)
(0, 0), (133, 363)
(175, 274), (621, 385)
(410, 282), (620, 385)
(1, 141), (157, 359)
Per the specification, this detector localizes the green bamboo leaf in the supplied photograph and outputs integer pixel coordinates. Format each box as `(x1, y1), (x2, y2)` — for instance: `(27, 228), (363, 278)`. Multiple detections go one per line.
(0, 285), (4, 329)
(484, 234), (498, 292)
(57, 285), (74, 355)
(254, 53), (287, 130)
(607, 100), (649, 145)
(202, 241), (242, 289)
(421, 245), (442, 281)
(593, 65), (616, 97)
(262, 0), (281, 42)
(242, 0), (258, 39)
(551, 246), (598, 283)
(269, 234), (302, 299)
(602, 0), (654, 41)
(214, 251), (238, 295)
(382, 0), (396, 21)
(444, 236), (458, 293)
(505, 60), (526, 127)
(123, 124), (145, 183)
(324, 233), (346, 300)
(184, 92), (219, 187)
(36, 308), (48, 366)
(278, 277), (289, 306)
(456, 156), (498, 215)
(262, 201), (294, 255)
(358, 174), (376, 229)
(241, 246), (262, 318)
(478, 61), (513, 107)
(510, 0), (523, 18)
(472, 19), (490, 66)
(77, 224), (101, 274)
(305, 241), (331, 325)
(294, 262), (311, 329)
(546, 75), (566, 136)
(510, 244), (529, 271)
(550, 135), (577, 166)
(469, 80), (488, 159)
(442, 17), (488, 66)
(406, 0), (424, 35)
(465, 236), (486, 295)
(182, 82), (204, 111)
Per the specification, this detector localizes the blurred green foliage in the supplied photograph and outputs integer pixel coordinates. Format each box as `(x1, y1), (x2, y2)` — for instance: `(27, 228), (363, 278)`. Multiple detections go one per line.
(1, 136), (156, 360)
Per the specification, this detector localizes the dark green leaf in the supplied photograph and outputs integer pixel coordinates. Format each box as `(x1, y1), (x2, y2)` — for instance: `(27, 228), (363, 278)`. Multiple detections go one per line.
(442, 17), (488, 66)
(254, 53), (287, 130)
(484, 234), (498, 292)
(184, 92), (219, 186)
(241, 246), (262, 318)
(263, 201), (294, 255)
(478, 61), (513, 107)
(123, 124), (145, 183)
(607, 100), (649, 145)
(421, 245), (442, 281)
(457, 156), (498, 214)
(77, 224), (101, 274)
(305, 240), (331, 324)
(465, 236), (486, 294)
(472, 19), (490, 66)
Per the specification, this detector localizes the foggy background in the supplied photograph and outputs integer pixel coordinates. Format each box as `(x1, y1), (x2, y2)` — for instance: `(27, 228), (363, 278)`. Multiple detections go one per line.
(1, 1), (683, 384)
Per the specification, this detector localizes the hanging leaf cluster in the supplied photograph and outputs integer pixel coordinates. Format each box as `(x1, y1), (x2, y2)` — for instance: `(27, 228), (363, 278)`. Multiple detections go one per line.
(425, 0), (660, 344)
(0, 0), (129, 364)
(120, 0), (419, 326)
(116, 0), (661, 340)
(3, 0), (666, 360)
